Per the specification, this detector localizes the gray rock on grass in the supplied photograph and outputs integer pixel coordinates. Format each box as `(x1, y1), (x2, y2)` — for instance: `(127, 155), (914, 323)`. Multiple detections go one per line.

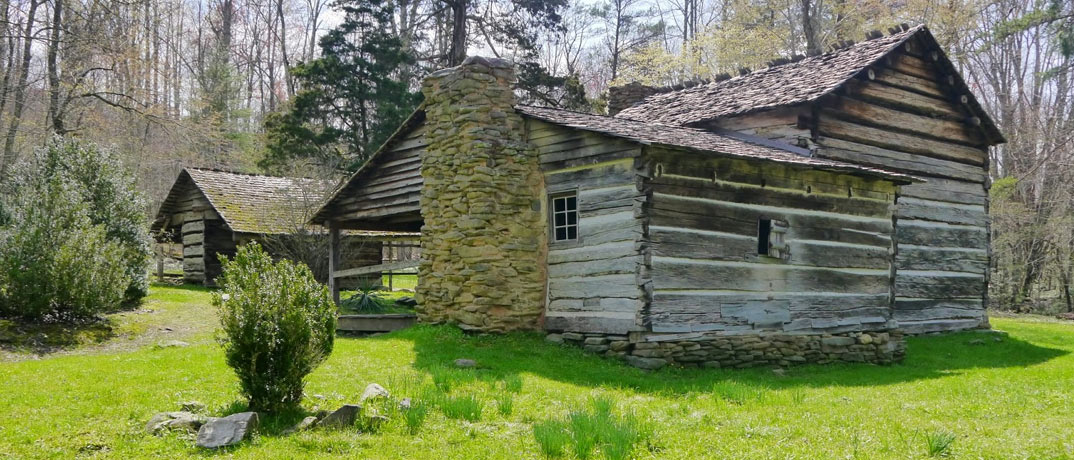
(283, 416), (319, 435)
(146, 411), (207, 435)
(196, 412), (259, 448)
(318, 404), (361, 429)
(360, 383), (390, 402)
(454, 358), (477, 368)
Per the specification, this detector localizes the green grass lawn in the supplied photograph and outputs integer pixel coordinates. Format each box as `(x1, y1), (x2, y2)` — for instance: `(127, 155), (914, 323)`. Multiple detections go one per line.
(1, 285), (1073, 459)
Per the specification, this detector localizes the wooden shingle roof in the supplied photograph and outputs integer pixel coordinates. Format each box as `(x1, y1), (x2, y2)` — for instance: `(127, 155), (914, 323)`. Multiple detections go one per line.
(517, 105), (917, 183)
(152, 168), (325, 235)
(615, 25), (1003, 144)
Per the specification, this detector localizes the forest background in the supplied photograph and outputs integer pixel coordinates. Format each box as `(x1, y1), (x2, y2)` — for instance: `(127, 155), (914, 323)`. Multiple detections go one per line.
(0, 0), (1070, 312)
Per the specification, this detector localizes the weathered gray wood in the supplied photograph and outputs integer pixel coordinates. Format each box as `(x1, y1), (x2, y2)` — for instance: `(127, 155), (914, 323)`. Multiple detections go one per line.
(548, 254), (639, 278)
(544, 313), (641, 334)
(895, 221), (988, 248)
(896, 246), (988, 273)
(825, 96), (984, 146)
(548, 241), (636, 265)
(649, 227), (890, 269)
(649, 194), (893, 247)
(843, 78), (965, 119)
(898, 178), (986, 205)
(896, 198), (988, 227)
(652, 175), (892, 218)
(333, 260), (418, 279)
(816, 137), (987, 183)
(894, 272), (986, 299)
(651, 258), (891, 294)
(818, 116), (987, 166)
(545, 161), (635, 189)
(548, 274), (641, 300)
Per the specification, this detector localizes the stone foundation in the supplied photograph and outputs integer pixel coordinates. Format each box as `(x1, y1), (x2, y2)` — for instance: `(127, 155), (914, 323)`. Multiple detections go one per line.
(548, 330), (906, 370)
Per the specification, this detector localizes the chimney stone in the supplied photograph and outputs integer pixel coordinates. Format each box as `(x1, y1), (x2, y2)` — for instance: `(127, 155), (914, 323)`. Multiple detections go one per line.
(414, 56), (548, 332)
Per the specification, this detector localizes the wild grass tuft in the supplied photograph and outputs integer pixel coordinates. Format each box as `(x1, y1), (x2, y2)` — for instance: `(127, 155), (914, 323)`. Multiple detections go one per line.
(924, 430), (956, 457)
(536, 397), (652, 460)
(402, 401), (429, 434)
(502, 374), (524, 393)
(533, 420), (571, 458)
(439, 394), (483, 422)
(495, 393), (514, 416)
(712, 380), (767, 405)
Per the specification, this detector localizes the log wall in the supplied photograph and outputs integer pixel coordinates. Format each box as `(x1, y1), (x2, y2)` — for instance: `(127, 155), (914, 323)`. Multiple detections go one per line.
(330, 124), (425, 226)
(643, 148), (900, 335)
(812, 48), (991, 334)
(528, 119), (646, 334)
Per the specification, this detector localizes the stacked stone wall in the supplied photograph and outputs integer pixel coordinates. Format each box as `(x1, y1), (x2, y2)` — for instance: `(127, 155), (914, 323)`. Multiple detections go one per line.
(548, 330), (906, 370)
(415, 56), (547, 332)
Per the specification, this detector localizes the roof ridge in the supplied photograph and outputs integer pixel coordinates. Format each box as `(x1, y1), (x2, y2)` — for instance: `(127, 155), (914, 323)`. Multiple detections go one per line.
(616, 23), (926, 105)
(186, 166), (321, 181)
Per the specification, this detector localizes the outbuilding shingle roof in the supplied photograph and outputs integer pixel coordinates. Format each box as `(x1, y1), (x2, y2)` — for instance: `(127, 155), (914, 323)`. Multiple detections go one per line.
(517, 105), (916, 183)
(155, 168), (416, 237)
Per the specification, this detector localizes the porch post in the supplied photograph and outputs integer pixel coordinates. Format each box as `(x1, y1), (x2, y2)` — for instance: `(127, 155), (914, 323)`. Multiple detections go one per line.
(328, 222), (341, 305)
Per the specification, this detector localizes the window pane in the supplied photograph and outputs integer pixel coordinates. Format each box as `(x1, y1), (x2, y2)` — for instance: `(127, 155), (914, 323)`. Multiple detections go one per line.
(554, 198), (565, 212)
(555, 227), (567, 241)
(566, 226), (577, 240)
(555, 213), (566, 226)
(566, 196), (577, 210)
(567, 212), (577, 225)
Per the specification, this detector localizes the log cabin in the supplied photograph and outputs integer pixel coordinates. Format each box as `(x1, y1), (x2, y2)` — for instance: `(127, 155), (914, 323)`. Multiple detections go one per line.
(311, 25), (1003, 369)
(152, 168), (415, 286)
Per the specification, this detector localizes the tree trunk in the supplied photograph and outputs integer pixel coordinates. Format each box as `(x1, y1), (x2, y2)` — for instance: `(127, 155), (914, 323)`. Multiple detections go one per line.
(448, 0), (467, 66)
(47, 0), (64, 135)
(0, 0), (41, 181)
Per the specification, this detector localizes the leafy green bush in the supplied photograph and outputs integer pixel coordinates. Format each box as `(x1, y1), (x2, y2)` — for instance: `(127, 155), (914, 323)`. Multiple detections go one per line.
(0, 139), (147, 320)
(213, 242), (336, 413)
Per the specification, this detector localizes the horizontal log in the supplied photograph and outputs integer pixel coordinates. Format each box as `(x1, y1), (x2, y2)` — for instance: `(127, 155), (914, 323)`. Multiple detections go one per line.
(579, 186), (639, 216)
(544, 312), (641, 334)
(650, 226), (890, 269)
(894, 271), (985, 299)
(651, 257), (891, 294)
(825, 97), (984, 146)
(816, 137), (987, 183)
(843, 78), (965, 119)
(548, 273), (641, 300)
(895, 220), (987, 248)
(548, 254), (639, 278)
(548, 298), (640, 313)
(818, 117), (986, 166)
(575, 211), (640, 246)
(896, 197), (988, 227)
(545, 159), (636, 189)
(898, 178), (986, 206)
(652, 174), (892, 218)
(874, 67), (947, 98)
(650, 194), (893, 247)
(896, 245), (988, 273)
(181, 220), (205, 234)
(708, 107), (805, 131)
(652, 148), (897, 201)
(334, 260), (419, 279)
(648, 291), (892, 332)
(549, 240), (637, 264)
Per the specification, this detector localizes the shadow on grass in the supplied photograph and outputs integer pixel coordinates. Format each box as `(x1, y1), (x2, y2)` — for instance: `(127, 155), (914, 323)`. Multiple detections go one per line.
(0, 316), (117, 355)
(364, 324), (1068, 395)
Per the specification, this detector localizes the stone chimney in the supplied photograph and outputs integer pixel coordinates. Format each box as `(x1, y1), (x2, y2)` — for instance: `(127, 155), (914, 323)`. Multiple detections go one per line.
(607, 82), (664, 115)
(415, 56), (547, 332)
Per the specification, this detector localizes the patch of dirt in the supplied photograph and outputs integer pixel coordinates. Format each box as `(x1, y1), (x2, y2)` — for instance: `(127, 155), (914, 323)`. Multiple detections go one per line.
(1056, 312), (1074, 321)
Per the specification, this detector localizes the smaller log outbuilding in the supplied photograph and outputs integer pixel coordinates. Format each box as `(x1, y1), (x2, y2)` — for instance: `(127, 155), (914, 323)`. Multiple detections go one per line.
(153, 168), (413, 286)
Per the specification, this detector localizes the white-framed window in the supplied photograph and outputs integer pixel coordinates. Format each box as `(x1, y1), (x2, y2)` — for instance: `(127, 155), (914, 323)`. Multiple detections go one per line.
(550, 192), (578, 242)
